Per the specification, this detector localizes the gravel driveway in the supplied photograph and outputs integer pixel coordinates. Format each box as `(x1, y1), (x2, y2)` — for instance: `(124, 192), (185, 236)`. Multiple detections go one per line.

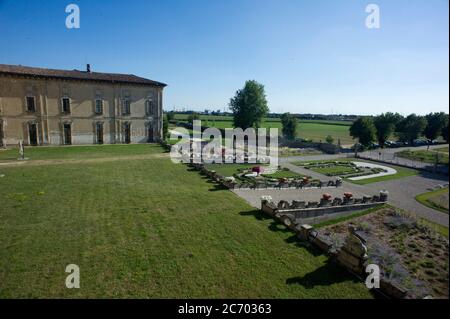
(233, 155), (449, 227)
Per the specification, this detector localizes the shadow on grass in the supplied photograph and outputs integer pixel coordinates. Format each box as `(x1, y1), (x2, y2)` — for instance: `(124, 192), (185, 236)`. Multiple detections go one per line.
(268, 221), (292, 234)
(208, 183), (229, 192)
(239, 209), (272, 221)
(285, 234), (324, 256)
(286, 259), (360, 289)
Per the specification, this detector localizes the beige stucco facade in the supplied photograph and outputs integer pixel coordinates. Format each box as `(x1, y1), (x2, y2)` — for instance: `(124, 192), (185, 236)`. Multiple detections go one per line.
(0, 74), (164, 146)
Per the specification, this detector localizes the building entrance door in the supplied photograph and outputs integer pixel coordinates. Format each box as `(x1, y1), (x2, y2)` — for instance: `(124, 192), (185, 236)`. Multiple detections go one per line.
(147, 125), (153, 143)
(29, 123), (38, 146)
(96, 123), (104, 144)
(124, 123), (131, 144)
(63, 123), (72, 145)
(0, 121), (4, 147)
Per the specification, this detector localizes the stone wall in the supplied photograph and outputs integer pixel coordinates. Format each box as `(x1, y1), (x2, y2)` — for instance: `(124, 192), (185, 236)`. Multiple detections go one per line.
(261, 191), (388, 224)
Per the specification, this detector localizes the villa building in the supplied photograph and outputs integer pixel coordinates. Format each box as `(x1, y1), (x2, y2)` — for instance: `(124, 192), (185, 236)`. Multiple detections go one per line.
(0, 64), (166, 146)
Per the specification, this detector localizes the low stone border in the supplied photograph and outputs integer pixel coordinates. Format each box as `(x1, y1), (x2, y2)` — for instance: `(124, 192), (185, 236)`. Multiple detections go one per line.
(258, 192), (413, 299)
(188, 163), (343, 190)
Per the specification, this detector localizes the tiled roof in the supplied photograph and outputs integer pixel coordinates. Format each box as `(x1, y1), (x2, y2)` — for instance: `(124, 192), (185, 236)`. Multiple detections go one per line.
(0, 64), (167, 87)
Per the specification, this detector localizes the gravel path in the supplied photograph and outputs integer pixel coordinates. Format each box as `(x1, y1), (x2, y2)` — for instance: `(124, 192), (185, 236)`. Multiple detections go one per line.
(233, 155), (449, 227)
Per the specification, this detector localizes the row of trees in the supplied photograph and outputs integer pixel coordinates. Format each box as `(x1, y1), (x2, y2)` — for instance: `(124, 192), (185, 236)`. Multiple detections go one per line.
(167, 80), (448, 149)
(350, 112), (449, 147)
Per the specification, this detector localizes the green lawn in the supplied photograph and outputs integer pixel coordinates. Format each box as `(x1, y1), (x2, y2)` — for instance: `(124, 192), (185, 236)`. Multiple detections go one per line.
(348, 164), (419, 185)
(415, 188), (449, 214)
(311, 165), (356, 176)
(0, 144), (164, 161)
(292, 158), (419, 185)
(0, 145), (371, 298)
(396, 149), (449, 165)
(261, 170), (304, 179)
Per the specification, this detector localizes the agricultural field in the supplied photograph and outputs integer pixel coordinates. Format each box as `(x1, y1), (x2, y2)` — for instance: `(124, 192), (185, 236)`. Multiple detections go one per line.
(170, 114), (356, 145)
(416, 188), (449, 214)
(0, 144), (372, 298)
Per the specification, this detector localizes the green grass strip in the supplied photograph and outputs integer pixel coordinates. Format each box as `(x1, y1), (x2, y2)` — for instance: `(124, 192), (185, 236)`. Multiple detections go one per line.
(415, 187), (449, 214)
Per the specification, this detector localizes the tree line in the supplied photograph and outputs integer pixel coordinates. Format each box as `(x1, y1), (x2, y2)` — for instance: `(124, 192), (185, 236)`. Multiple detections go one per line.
(350, 112), (449, 148)
(163, 80), (449, 149)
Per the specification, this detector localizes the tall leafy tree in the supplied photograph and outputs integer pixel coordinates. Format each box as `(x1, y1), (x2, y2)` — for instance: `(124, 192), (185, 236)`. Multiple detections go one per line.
(166, 111), (175, 122)
(424, 112), (448, 141)
(395, 114), (427, 145)
(373, 112), (403, 147)
(325, 135), (334, 144)
(349, 117), (376, 147)
(442, 122), (449, 143)
(187, 112), (200, 123)
(281, 113), (298, 140)
(162, 114), (169, 139)
(229, 80), (269, 129)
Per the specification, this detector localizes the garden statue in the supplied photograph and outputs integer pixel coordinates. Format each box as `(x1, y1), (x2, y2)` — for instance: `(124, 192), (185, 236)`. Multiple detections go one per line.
(18, 140), (25, 160)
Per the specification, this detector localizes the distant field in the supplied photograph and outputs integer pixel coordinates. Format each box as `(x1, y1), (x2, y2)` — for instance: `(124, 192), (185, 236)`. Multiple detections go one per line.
(172, 114), (353, 126)
(171, 114), (355, 144)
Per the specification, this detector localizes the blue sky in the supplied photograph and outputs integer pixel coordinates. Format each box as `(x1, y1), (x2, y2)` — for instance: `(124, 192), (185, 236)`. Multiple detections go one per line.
(0, 0), (448, 115)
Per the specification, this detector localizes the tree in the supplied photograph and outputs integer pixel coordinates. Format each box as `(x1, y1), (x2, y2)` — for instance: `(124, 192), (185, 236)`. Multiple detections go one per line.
(349, 117), (376, 147)
(229, 80), (269, 129)
(373, 112), (403, 147)
(325, 135), (334, 144)
(395, 114), (427, 145)
(424, 112), (448, 141)
(162, 114), (169, 139)
(442, 122), (449, 143)
(166, 111), (175, 122)
(281, 113), (298, 140)
(187, 112), (200, 123)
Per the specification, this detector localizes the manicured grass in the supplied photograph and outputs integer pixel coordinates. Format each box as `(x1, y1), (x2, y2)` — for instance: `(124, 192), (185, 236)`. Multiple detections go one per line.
(293, 158), (419, 185)
(261, 170), (304, 179)
(419, 219), (449, 238)
(0, 144), (164, 161)
(396, 149), (449, 165)
(415, 188), (449, 214)
(311, 165), (356, 176)
(0, 146), (372, 298)
(346, 164), (419, 185)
